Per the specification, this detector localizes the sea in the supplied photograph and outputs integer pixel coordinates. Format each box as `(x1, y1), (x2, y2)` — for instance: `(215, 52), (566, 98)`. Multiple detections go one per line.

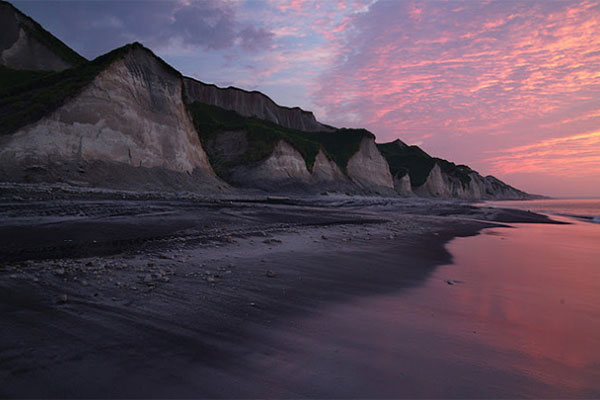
(479, 198), (600, 223)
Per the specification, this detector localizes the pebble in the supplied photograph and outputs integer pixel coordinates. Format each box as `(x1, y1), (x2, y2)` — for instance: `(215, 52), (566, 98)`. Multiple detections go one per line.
(59, 294), (68, 303)
(265, 270), (276, 278)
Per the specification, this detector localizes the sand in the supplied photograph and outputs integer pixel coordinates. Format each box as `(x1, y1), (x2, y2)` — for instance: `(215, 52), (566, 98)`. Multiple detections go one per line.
(0, 184), (571, 398)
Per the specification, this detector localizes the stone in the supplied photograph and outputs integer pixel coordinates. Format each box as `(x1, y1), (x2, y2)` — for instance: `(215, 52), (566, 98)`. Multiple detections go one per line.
(265, 270), (276, 278)
(59, 294), (68, 303)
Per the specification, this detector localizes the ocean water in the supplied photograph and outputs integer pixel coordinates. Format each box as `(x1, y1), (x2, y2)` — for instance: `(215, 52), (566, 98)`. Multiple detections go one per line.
(480, 198), (600, 223)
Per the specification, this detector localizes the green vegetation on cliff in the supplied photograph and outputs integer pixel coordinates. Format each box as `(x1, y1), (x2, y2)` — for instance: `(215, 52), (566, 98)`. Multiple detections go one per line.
(377, 141), (435, 186)
(17, 21), (87, 67)
(188, 101), (372, 179)
(377, 140), (473, 187)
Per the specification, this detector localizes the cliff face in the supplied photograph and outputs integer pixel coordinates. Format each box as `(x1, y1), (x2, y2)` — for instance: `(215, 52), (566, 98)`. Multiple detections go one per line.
(412, 162), (531, 200)
(393, 173), (413, 196)
(346, 138), (395, 193)
(183, 77), (333, 133)
(0, 1), (86, 71)
(203, 129), (394, 193)
(378, 139), (533, 199)
(0, 44), (217, 188)
(215, 139), (351, 192)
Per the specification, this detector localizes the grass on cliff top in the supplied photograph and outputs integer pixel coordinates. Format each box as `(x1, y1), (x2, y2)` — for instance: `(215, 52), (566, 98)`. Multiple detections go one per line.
(188, 102), (373, 179)
(18, 21), (87, 67)
(4, 0), (88, 67)
(377, 141), (473, 187)
(0, 43), (145, 136)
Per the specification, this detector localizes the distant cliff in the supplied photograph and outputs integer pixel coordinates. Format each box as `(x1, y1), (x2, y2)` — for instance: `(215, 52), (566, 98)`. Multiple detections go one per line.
(377, 139), (533, 200)
(183, 77), (334, 133)
(187, 102), (394, 194)
(0, 1), (86, 71)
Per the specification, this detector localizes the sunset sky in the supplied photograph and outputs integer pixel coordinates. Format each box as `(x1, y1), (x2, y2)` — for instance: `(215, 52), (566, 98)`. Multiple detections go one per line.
(13, 0), (600, 197)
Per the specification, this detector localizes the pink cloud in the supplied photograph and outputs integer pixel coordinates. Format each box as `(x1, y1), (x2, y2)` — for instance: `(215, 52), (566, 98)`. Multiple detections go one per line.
(309, 0), (600, 195)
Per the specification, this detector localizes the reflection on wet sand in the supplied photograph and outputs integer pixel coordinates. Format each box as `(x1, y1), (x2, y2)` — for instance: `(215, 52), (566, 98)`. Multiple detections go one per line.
(233, 217), (600, 398)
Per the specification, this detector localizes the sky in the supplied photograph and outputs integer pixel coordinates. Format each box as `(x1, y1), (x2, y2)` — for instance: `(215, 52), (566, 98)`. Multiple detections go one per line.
(12, 0), (600, 197)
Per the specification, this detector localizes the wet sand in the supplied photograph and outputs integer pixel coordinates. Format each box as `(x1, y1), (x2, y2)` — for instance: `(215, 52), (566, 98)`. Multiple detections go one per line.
(0, 185), (586, 398)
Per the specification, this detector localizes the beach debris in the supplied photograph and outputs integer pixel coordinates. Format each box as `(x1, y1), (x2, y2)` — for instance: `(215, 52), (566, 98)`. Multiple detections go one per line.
(265, 270), (276, 278)
(446, 280), (456, 285)
(250, 302), (257, 307)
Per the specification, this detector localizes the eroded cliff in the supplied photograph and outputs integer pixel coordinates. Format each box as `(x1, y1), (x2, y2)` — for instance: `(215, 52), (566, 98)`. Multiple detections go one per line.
(183, 77), (333, 133)
(0, 44), (219, 191)
(378, 139), (533, 200)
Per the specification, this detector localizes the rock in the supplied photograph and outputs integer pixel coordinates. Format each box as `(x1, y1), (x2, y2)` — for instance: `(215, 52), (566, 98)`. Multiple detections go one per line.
(265, 270), (276, 278)
(143, 274), (153, 284)
(54, 268), (65, 276)
(59, 294), (68, 303)
(225, 236), (234, 243)
(250, 302), (257, 307)
(446, 280), (456, 285)
(321, 235), (328, 240)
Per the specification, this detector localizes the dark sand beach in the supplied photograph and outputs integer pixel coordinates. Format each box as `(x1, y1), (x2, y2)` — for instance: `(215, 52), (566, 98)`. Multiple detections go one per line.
(0, 185), (597, 398)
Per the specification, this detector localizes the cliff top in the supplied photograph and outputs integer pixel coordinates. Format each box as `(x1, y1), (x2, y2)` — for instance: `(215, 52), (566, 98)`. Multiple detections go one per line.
(0, 41), (179, 136)
(0, 1), (87, 68)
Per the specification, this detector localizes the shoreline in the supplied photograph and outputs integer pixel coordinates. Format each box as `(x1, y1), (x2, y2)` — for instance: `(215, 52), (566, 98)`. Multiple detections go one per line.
(0, 191), (563, 397)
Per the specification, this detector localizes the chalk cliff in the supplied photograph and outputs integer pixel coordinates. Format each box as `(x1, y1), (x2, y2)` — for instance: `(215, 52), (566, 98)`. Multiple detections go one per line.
(346, 138), (394, 193)
(0, 43), (219, 190)
(183, 77), (333, 133)
(0, 1), (86, 71)
(378, 139), (533, 200)
(227, 140), (350, 191)
(190, 102), (393, 193)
